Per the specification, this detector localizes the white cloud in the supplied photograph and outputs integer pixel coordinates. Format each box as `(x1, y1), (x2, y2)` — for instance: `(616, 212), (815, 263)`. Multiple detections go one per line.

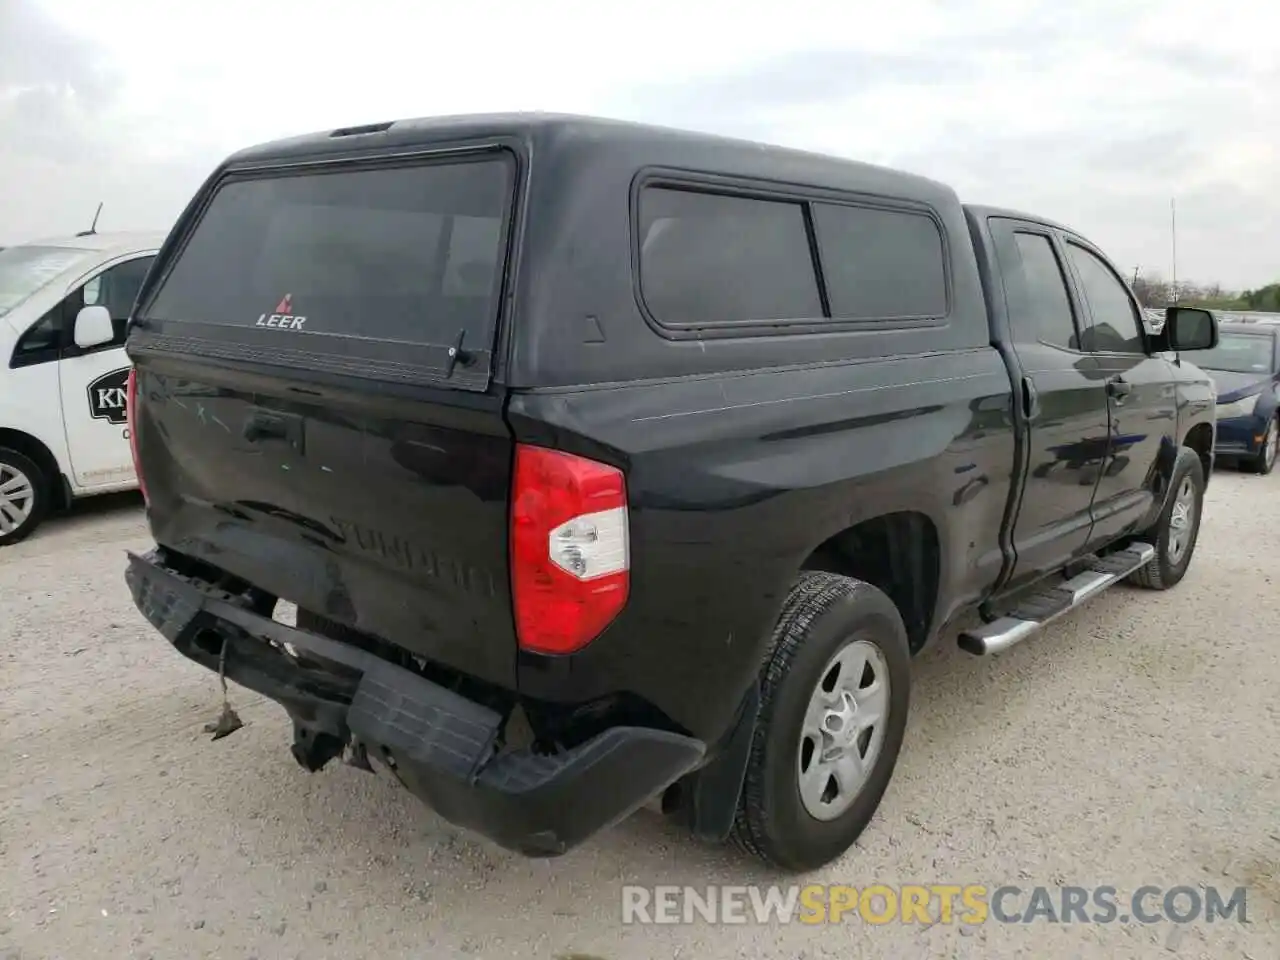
(3, 0), (1276, 289)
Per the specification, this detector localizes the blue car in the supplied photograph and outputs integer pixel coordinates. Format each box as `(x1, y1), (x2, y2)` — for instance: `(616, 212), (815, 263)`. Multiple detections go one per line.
(1180, 319), (1280, 474)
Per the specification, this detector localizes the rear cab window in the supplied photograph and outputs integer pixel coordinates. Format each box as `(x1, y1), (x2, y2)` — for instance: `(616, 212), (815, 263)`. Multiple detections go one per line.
(136, 151), (517, 390)
(1002, 231), (1081, 350)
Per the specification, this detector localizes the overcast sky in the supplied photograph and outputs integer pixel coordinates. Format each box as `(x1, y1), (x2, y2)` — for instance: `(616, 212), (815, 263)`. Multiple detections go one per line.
(1, 0), (1275, 289)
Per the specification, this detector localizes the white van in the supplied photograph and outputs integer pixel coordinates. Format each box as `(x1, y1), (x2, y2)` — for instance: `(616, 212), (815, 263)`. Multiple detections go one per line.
(0, 231), (165, 544)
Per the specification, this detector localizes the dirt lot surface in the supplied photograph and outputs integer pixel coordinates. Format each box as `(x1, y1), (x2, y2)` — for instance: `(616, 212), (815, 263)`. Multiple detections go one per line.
(2, 474), (1278, 960)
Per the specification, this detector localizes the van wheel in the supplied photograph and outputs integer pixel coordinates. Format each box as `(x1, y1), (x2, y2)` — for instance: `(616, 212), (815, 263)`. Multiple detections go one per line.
(731, 572), (911, 872)
(1128, 446), (1205, 590)
(0, 448), (49, 546)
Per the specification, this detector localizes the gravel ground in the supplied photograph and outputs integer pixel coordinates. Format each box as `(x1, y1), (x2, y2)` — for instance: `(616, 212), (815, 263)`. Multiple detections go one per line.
(1, 473), (1278, 960)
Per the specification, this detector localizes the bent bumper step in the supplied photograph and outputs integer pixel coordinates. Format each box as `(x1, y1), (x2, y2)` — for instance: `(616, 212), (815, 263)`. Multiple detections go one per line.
(958, 543), (1156, 656)
(124, 548), (706, 856)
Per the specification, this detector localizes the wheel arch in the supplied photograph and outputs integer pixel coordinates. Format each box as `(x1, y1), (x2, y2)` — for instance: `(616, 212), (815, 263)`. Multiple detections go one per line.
(1182, 421), (1214, 489)
(799, 511), (941, 655)
(0, 427), (70, 509)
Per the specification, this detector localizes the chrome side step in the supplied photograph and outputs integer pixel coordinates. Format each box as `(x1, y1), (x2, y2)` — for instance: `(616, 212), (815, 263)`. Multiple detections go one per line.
(958, 543), (1156, 656)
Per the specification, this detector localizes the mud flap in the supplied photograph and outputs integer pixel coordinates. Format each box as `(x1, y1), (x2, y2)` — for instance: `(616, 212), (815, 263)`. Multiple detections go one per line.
(681, 682), (760, 842)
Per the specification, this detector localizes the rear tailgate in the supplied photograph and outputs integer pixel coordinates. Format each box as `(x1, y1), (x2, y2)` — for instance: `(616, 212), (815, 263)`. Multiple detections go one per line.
(127, 148), (521, 687)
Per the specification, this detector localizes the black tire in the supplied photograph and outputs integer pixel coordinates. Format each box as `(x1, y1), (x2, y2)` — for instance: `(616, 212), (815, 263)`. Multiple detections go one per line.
(731, 571), (911, 872)
(1128, 446), (1205, 590)
(0, 448), (51, 547)
(1249, 416), (1278, 476)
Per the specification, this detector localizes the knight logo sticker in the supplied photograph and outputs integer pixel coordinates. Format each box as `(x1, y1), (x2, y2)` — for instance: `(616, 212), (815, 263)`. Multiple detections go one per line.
(87, 367), (131, 425)
(256, 292), (306, 330)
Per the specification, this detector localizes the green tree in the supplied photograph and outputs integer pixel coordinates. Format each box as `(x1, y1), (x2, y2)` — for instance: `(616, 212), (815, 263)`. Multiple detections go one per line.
(1241, 283), (1280, 312)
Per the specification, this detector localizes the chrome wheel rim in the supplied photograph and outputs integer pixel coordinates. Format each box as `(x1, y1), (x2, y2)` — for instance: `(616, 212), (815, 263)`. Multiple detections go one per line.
(1166, 476), (1197, 565)
(0, 463), (35, 535)
(1265, 420), (1278, 470)
(798, 638), (890, 821)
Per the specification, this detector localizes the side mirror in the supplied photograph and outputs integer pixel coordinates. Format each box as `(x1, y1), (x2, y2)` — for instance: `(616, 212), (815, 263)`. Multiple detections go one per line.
(74, 305), (115, 349)
(1165, 306), (1218, 352)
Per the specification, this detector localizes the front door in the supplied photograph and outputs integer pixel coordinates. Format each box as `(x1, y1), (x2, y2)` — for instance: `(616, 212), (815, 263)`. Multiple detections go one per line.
(1060, 238), (1177, 544)
(989, 219), (1113, 590)
(57, 255), (155, 489)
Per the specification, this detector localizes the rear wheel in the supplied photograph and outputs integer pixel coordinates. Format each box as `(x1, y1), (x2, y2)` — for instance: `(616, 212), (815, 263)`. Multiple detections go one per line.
(0, 448), (50, 546)
(1249, 416), (1278, 475)
(1128, 446), (1205, 590)
(731, 572), (911, 872)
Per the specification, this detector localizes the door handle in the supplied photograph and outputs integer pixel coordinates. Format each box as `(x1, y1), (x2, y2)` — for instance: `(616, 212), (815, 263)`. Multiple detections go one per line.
(242, 409), (305, 453)
(243, 414), (288, 442)
(1021, 376), (1040, 419)
(1106, 376), (1132, 400)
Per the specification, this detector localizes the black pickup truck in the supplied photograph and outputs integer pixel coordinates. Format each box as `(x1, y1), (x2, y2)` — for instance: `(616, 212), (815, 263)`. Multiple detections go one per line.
(123, 114), (1217, 872)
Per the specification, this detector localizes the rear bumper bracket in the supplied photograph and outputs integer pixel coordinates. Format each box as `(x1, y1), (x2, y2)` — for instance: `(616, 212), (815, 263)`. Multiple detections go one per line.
(124, 548), (706, 856)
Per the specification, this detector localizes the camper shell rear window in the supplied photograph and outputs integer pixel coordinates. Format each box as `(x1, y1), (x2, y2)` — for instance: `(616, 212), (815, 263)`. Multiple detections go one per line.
(137, 149), (516, 390)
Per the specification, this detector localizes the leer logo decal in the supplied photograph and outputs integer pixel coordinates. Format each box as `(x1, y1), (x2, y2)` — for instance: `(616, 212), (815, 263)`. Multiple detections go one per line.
(256, 292), (306, 330)
(87, 367), (131, 425)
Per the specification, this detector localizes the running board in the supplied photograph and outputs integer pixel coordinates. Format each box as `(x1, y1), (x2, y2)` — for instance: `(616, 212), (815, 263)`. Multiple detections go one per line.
(958, 543), (1156, 656)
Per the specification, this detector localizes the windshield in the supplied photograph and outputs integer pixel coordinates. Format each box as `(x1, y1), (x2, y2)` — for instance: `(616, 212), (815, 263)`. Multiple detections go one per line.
(1180, 332), (1275, 375)
(0, 245), (93, 317)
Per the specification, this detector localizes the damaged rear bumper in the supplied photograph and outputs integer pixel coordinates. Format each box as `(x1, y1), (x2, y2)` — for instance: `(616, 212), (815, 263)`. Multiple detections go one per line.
(124, 549), (705, 857)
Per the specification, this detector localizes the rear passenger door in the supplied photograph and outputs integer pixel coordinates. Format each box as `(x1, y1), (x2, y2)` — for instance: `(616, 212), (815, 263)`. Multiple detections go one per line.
(989, 218), (1111, 588)
(1061, 237), (1177, 544)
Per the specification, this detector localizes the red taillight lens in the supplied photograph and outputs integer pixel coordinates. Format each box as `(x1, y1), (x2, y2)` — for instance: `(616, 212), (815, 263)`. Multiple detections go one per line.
(510, 444), (630, 655)
(125, 367), (148, 504)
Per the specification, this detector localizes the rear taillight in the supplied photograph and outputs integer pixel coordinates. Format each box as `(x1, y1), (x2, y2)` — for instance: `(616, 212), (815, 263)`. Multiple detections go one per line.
(510, 444), (629, 655)
(125, 367), (148, 504)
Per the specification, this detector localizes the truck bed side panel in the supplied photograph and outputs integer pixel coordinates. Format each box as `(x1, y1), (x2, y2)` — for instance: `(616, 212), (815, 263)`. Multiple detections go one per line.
(509, 345), (1015, 741)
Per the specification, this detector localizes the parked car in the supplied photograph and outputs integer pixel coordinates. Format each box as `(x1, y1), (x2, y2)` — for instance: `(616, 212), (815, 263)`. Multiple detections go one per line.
(1179, 317), (1280, 474)
(123, 114), (1217, 871)
(0, 232), (162, 544)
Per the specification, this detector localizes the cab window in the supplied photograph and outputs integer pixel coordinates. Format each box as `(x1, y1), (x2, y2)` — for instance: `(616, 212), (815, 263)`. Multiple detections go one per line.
(1065, 243), (1145, 354)
(11, 311), (65, 366)
(81, 256), (155, 347)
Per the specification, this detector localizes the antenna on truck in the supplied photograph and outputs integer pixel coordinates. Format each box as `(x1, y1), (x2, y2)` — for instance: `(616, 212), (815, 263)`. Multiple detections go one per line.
(76, 202), (104, 238)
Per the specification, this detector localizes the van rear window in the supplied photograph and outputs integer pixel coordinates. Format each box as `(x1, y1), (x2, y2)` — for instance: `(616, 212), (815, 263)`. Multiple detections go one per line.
(140, 153), (514, 384)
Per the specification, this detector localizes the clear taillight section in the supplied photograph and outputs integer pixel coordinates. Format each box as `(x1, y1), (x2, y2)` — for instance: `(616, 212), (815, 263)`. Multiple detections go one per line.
(125, 367), (148, 504)
(510, 444), (629, 655)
